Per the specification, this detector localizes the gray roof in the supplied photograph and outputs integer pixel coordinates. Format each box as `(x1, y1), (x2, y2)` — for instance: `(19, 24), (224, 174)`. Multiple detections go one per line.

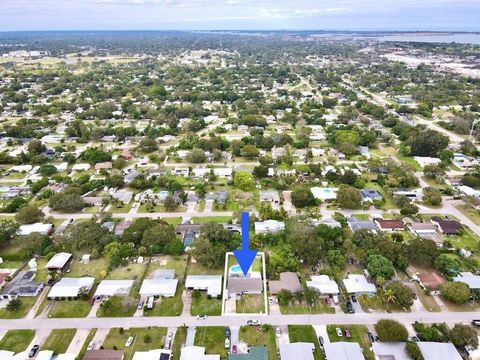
(347, 218), (377, 232)
(279, 343), (314, 360)
(417, 342), (462, 360)
(372, 342), (410, 360)
(228, 277), (263, 294)
(324, 342), (365, 360)
(269, 272), (302, 295)
(0, 270), (43, 297)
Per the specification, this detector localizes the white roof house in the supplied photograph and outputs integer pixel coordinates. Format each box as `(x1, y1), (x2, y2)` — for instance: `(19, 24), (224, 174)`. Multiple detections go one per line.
(417, 342), (462, 360)
(414, 156), (441, 168)
(453, 272), (480, 289)
(372, 342), (410, 360)
(324, 342), (365, 360)
(0, 350), (14, 360)
(35, 351), (55, 360)
(310, 187), (338, 201)
(459, 185), (480, 198)
(180, 346), (220, 360)
(132, 349), (171, 360)
(45, 252), (72, 270)
(343, 274), (377, 295)
(254, 220), (285, 234)
(48, 277), (95, 299)
(139, 279), (178, 297)
(54, 162), (69, 172)
(71, 163), (91, 171)
(94, 280), (134, 297)
(185, 275), (222, 298)
(306, 275), (339, 295)
(280, 343), (314, 360)
(18, 223), (53, 236)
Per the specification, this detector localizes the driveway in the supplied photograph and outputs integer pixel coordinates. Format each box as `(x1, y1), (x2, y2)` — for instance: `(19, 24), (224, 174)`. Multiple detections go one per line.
(87, 300), (102, 318)
(186, 326), (196, 346)
(204, 200), (213, 212)
(230, 326), (239, 347)
(182, 290), (192, 316)
(313, 325), (329, 344)
(66, 329), (91, 356)
(25, 288), (49, 319)
(29, 329), (51, 352)
(91, 328), (110, 349)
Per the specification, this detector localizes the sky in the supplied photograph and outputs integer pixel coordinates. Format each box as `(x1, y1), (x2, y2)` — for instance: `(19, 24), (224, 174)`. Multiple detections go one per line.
(1, 0), (480, 32)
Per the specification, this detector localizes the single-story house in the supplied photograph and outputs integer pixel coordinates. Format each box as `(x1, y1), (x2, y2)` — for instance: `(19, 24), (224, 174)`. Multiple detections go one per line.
(431, 217), (462, 235)
(83, 350), (125, 360)
(343, 274), (376, 296)
(48, 277), (95, 299)
(313, 218), (342, 228)
(254, 220), (285, 234)
(372, 342), (409, 360)
(110, 190), (133, 204)
(180, 346), (220, 360)
(259, 190), (280, 205)
(458, 185), (480, 198)
(417, 342), (462, 360)
(347, 218), (377, 233)
(83, 196), (104, 206)
(45, 252), (72, 272)
(393, 189), (422, 200)
(414, 156), (441, 168)
(121, 149), (133, 160)
(279, 343), (314, 360)
(94, 280), (134, 299)
(185, 275), (222, 298)
(71, 163), (91, 172)
(172, 168), (189, 177)
(139, 279), (178, 298)
(310, 187), (337, 201)
(360, 189), (382, 202)
(453, 272), (480, 290)
(132, 349), (171, 360)
(0, 270), (44, 300)
(269, 272), (301, 295)
(323, 342), (365, 360)
(306, 275), (339, 295)
(405, 220), (442, 246)
(374, 218), (404, 232)
(228, 277), (263, 297)
(95, 162), (112, 171)
(228, 346), (268, 360)
(18, 223), (53, 236)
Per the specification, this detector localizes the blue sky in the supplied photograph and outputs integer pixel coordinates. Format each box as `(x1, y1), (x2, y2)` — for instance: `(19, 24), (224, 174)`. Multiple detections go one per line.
(1, 0), (479, 31)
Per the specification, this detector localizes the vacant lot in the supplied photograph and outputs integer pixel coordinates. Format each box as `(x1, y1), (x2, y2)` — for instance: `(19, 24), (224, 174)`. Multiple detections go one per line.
(42, 329), (76, 354)
(146, 255), (188, 280)
(97, 296), (137, 317)
(0, 329), (35, 353)
(65, 258), (109, 278)
(236, 294), (266, 314)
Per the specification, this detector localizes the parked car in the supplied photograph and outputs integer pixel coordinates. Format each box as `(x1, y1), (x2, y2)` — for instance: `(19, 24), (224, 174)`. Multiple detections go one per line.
(87, 341), (95, 351)
(275, 327), (281, 338)
(196, 314), (207, 320)
(247, 319), (259, 326)
(367, 332), (375, 342)
(225, 338), (231, 349)
(167, 331), (173, 341)
(346, 301), (355, 314)
(225, 327), (231, 338)
(472, 320), (480, 327)
(318, 336), (324, 346)
(137, 299), (144, 310)
(336, 328), (343, 337)
(231, 345), (237, 353)
(345, 329), (351, 338)
(125, 336), (134, 347)
(412, 293), (417, 300)
(351, 295), (357, 302)
(28, 345), (39, 358)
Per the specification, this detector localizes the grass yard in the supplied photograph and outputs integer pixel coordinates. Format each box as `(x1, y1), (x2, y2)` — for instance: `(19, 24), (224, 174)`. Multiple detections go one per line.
(327, 324), (374, 360)
(160, 217), (183, 226)
(190, 292), (222, 316)
(191, 216), (232, 224)
(77, 329), (97, 360)
(0, 330), (35, 352)
(0, 297), (36, 319)
(194, 327), (228, 359)
(0, 260), (24, 269)
(288, 325), (324, 360)
(280, 300), (335, 314)
(97, 296), (137, 317)
(146, 255), (188, 280)
(171, 326), (187, 360)
(236, 294), (266, 314)
(239, 325), (277, 360)
(455, 205), (480, 226)
(102, 327), (167, 360)
(396, 154), (422, 171)
(42, 329), (76, 354)
(445, 228), (480, 253)
(48, 300), (91, 318)
(415, 284), (441, 312)
(188, 261), (224, 275)
(106, 262), (146, 282)
(144, 284), (184, 317)
(65, 258), (109, 278)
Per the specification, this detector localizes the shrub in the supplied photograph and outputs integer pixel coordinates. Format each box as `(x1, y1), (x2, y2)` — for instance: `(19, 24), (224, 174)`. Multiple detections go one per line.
(375, 319), (408, 341)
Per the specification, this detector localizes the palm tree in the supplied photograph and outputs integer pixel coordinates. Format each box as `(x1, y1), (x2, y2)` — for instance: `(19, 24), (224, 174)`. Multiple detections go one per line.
(385, 289), (396, 304)
(6, 298), (22, 312)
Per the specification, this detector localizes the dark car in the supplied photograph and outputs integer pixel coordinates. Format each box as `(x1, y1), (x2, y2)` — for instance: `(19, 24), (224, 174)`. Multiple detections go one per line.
(29, 345), (39, 358)
(318, 336), (324, 346)
(351, 295), (357, 302)
(412, 292), (417, 300)
(346, 301), (355, 314)
(367, 332), (375, 342)
(137, 299), (144, 310)
(472, 320), (480, 327)
(225, 327), (231, 338)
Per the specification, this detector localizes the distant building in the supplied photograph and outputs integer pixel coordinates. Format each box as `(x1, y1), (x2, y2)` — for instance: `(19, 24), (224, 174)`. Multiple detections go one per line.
(255, 220), (285, 234)
(453, 272), (480, 290)
(45, 252), (72, 272)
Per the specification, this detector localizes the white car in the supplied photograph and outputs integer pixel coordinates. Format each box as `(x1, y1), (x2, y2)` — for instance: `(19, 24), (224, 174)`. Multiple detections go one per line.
(125, 336), (134, 347)
(247, 320), (259, 326)
(275, 327), (281, 338)
(336, 328), (343, 337)
(196, 314), (207, 320)
(87, 341), (95, 351)
(167, 331), (173, 341)
(225, 337), (231, 349)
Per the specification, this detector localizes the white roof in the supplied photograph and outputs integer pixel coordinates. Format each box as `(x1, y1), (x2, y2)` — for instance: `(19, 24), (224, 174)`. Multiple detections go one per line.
(453, 272), (480, 289)
(417, 342), (462, 360)
(324, 342), (365, 360)
(18, 223), (53, 236)
(71, 163), (91, 171)
(372, 342), (410, 360)
(343, 274), (377, 294)
(180, 346), (220, 360)
(254, 220), (285, 233)
(45, 252), (72, 269)
(54, 162), (69, 172)
(414, 156), (441, 167)
(185, 275), (222, 297)
(132, 349), (171, 360)
(56, 355), (76, 360)
(280, 343), (314, 360)
(10, 165), (32, 172)
(466, 337), (480, 360)
(306, 275), (339, 294)
(94, 280), (134, 297)
(0, 350), (14, 360)
(35, 351), (54, 360)
(48, 277), (95, 298)
(139, 279), (178, 297)
(459, 185), (480, 198)
(310, 187), (338, 200)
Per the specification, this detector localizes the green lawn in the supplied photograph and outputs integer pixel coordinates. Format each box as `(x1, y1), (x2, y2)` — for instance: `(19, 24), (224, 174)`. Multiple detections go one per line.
(97, 296), (137, 317)
(191, 216), (232, 224)
(0, 330), (35, 353)
(236, 294), (266, 314)
(0, 260), (23, 269)
(77, 329), (97, 360)
(446, 228), (480, 253)
(288, 325), (323, 360)
(190, 292), (222, 316)
(65, 258), (109, 278)
(455, 205), (480, 226)
(194, 327), (228, 359)
(327, 325), (374, 360)
(106, 263), (146, 282)
(0, 297), (36, 319)
(396, 154), (422, 171)
(48, 300), (91, 318)
(414, 283), (441, 312)
(161, 217), (183, 226)
(144, 284), (184, 317)
(280, 300), (335, 314)
(239, 325), (276, 360)
(171, 327), (187, 360)
(146, 255), (188, 280)
(102, 327), (167, 360)
(188, 261), (224, 275)
(42, 329), (76, 354)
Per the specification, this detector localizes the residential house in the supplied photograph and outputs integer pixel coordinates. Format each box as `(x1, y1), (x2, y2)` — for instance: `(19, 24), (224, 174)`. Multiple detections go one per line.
(95, 162), (113, 171)
(228, 346), (268, 360)
(139, 269), (178, 298)
(306, 275), (339, 296)
(374, 218), (405, 232)
(431, 216), (462, 235)
(417, 342), (462, 360)
(372, 342), (409, 360)
(124, 169), (141, 183)
(180, 346), (220, 360)
(48, 277), (95, 300)
(347, 218), (377, 233)
(83, 350), (125, 360)
(18, 223), (53, 236)
(205, 190), (228, 204)
(453, 272), (480, 290)
(259, 190), (280, 206)
(453, 153), (478, 170)
(254, 220), (285, 234)
(114, 220), (132, 236)
(310, 187), (337, 201)
(269, 272), (301, 295)
(323, 342), (365, 360)
(360, 189), (382, 202)
(172, 167), (189, 177)
(279, 343), (314, 360)
(83, 196), (104, 206)
(343, 274), (376, 296)
(404, 219), (442, 245)
(94, 280), (134, 299)
(185, 275), (222, 298)
(71, 163), (91, 172)
(458, 185), (480, 198)
(110, 190), (133, 204)
(45, 252), (72, 272)
(0, 270), (44, 300)
(121, 149), (133, 160)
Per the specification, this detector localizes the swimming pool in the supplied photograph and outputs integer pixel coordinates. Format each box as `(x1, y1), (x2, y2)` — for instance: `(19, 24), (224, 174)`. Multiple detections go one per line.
(230, 265), (242, 273)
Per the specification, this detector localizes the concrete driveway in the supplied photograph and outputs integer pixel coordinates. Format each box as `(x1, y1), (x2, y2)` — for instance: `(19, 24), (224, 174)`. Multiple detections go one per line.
(91, 328), (110, 349)
(186, 326), (196, 346)
(66, 329), (91, 356)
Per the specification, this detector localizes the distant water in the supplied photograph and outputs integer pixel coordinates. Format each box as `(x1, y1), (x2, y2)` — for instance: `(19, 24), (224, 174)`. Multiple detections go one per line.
(370, 33), (480, 45)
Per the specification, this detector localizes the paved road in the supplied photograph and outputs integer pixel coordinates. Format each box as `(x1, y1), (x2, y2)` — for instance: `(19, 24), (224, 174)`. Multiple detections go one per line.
(0, 312), (477, 331)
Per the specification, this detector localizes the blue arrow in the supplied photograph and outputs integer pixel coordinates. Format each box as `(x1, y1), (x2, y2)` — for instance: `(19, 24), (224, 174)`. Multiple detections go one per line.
(233, 211), (258, 276)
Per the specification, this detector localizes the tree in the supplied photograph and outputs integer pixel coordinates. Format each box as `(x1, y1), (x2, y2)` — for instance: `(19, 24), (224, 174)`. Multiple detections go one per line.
(434, 254), (460, 276)
(241, 145), (259, 158)
(186, 148), (207, 163)
(191, 236), (227, 269)
(385, 281), (413, 308)
(327, 249), (346, 270)
(409, 130), (449, 157)
(286, 221), (321, 266)
(400, 202), (419, 216)
(291, 186), (315, 208)
(449, 324), (479, 349)
(164, 195), (178, 211)
(405, 238), (439, 267)
(54, 220), (109, 253)
(0, 219), (19, 245)
(27, 140), (45, 155)
(277, 289), (293, 306)
(138, 138), (158, 153)
(336, 185), (362, 209)
(422, 187), (442, 206)
(49, 193), (85, 212)
(423, 164), (445, 180)
(15, 205), (44, 225)
(38, 164), (57, 176)
(253, 165), (269, 178)
(405, 342), (424, 360)
(234, 171), (255, 191)
(375, 319), (408, 341)
(141, 222), (177, 254)
(82, 147), (111, 164)
(367, 254), (395, 280)
(441, 281), (471, 304)
(268, 243), (299, 275)
(6, 298), (22, 312)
